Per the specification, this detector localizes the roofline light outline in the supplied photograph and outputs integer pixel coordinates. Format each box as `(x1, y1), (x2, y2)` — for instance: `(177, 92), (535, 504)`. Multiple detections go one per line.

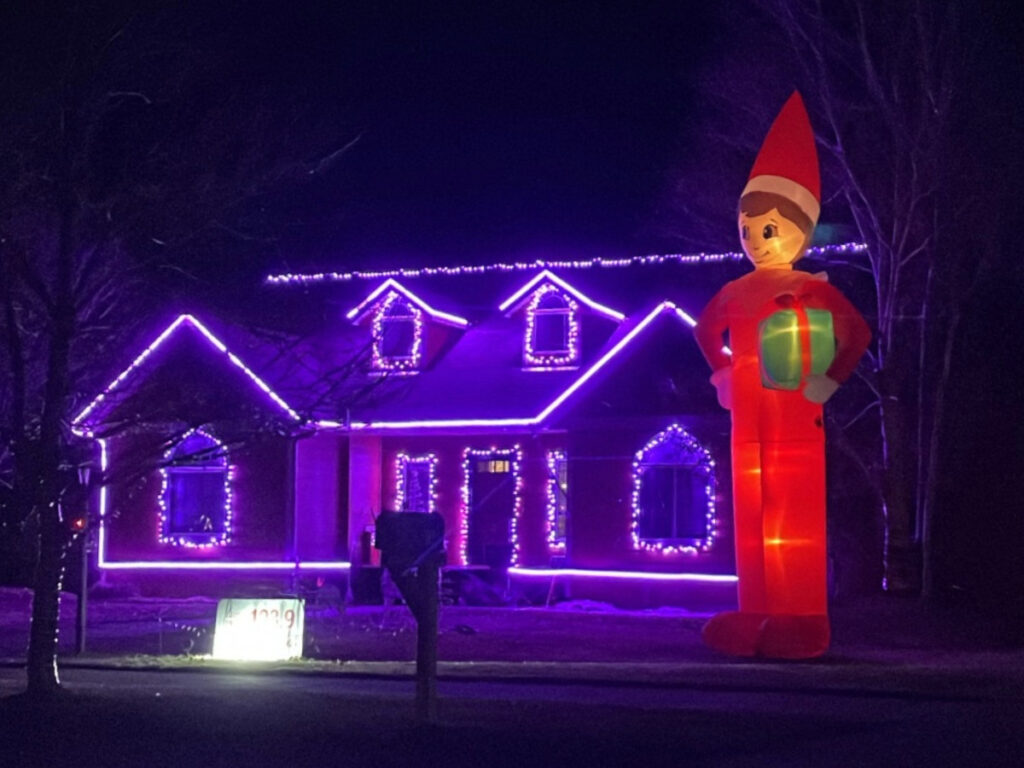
(321, 301), (710, 431)
(71, 314), (302, 431)
(498, 270), (625, 322)
(345, 278), (469, 327)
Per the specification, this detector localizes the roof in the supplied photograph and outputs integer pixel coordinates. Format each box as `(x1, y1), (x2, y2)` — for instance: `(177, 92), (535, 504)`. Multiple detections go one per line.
(79, 245), (865, 431)
(321, 301), (705, 430)
(71, 315), (302, 435)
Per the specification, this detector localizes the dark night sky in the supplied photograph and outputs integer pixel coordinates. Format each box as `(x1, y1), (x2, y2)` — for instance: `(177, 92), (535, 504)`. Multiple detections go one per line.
(211, 2), (720, 272)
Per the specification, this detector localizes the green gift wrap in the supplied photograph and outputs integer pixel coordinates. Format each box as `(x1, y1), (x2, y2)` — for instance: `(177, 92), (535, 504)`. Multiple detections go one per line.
(758, 308), (835, 390)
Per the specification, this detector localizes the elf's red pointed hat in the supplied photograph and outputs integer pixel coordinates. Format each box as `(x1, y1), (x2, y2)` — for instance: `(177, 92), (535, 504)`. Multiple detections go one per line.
(741, 91), (821, 225)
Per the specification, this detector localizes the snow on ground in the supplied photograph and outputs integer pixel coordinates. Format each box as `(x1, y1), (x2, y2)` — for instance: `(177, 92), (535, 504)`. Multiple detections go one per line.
(1, 587), (1021, 669)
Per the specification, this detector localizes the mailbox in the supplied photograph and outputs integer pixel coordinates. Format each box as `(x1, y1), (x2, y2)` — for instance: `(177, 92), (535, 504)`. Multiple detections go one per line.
(374, 512), (446, 575)
(374, 511), (445, 620)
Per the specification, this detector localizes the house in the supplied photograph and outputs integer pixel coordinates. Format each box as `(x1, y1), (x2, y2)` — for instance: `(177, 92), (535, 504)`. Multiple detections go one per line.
(72, 245), (863, 608)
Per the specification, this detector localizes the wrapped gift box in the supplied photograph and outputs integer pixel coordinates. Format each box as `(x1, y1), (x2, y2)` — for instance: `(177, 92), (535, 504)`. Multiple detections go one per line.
(758, 306), (835, 390)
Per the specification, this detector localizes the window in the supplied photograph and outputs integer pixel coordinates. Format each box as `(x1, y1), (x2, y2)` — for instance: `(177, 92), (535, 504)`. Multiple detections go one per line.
(533, 292), (570, 353)
(373, 292), (423, 371)
(546, 450), (568, 551)
(477, 459), (510, 474)
(524, 285), (579, 367)
(631, 424), (717, 555)
(395, 453), (437, 513)
(637, 465), (706, 540)
(160, 429), (232, 547)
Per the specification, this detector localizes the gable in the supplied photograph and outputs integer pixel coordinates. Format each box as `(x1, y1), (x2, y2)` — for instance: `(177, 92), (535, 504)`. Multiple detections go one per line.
(345, 280), (469, 373)
(72, 315), (301, 434)
(498, 269), (625, 321)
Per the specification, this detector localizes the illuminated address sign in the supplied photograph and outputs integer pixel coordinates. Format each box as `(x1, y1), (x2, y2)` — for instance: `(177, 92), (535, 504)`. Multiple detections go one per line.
(212, 598), (305, 661)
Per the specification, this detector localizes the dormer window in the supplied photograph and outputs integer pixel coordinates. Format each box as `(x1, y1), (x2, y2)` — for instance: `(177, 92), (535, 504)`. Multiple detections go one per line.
(347, 279), (469, 375)
(499, 270), (623, 371)
(533, 292), (570, 352)
(524, 284), (579, 368)
(373, 292), (423, 371)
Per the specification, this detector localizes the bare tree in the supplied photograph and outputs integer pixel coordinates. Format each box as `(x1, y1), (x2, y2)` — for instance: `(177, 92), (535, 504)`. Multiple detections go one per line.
(0, 2), (357, 696)
(654, 0), (1009, 595)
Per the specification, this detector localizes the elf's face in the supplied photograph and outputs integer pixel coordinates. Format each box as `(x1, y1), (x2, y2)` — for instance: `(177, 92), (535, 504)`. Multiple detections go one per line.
(738, 209), (806, 269)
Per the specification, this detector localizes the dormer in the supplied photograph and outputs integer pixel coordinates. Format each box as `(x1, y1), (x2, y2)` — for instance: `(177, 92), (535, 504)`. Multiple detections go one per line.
(346, 279), (469, 374)
(523, 284), (579, 367)
(499, 270), (625, 371)
(374, 292), (422, 371)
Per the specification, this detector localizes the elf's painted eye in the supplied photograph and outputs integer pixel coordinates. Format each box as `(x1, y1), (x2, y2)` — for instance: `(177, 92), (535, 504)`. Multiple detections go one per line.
(741, 225), (749, 240)
(762, 224), (778, 239)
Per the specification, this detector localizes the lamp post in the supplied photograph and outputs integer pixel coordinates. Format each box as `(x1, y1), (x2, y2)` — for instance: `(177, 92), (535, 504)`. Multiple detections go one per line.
(75, 463), (91, 655)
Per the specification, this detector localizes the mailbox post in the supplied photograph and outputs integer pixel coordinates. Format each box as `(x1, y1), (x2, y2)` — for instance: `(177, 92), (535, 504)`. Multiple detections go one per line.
(374, 511), (445, 722)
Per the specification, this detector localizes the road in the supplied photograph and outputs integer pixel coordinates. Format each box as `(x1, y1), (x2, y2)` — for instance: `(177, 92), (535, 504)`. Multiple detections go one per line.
(1, 666), (1021, 767)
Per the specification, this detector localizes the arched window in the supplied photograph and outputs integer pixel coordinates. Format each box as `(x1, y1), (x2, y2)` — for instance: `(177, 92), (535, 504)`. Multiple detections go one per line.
(373, 293), (423, 370)
(631, 425), (717, 555)
(533, 292), (570, 353)
(160, 429), (232, 547)
(525, 285), (579, 367)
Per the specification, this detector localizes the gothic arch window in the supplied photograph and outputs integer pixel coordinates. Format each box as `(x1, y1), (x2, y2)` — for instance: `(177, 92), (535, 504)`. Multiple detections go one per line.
(160, 429), (232, 548)
(524, 285), (579, 368)
(631, 424), (717, 555)
(373, 292), (423, 371)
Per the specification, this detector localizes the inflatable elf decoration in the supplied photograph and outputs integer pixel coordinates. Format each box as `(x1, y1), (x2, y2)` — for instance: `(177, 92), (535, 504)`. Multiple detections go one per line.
(695, 92), (871, 659)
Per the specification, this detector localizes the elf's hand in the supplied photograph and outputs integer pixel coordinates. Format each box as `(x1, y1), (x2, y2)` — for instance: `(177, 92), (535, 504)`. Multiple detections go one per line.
(803, 374), (839, 404)
(710, 367), (733, 410)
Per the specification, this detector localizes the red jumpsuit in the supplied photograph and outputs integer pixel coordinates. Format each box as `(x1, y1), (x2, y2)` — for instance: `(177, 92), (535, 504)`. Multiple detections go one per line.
(696, 268), (870, 656)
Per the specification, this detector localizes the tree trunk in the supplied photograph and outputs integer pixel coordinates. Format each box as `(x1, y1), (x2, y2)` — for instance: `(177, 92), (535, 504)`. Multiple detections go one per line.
(24, 92), (78, 694)
(920, 308), (961, 599)
(26, 510), (67, 696)
(878, 373), (920, 594)
(25, 313), (74, 695)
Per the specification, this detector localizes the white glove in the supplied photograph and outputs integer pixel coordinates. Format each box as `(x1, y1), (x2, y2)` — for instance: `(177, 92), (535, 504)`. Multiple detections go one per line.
(710, 367), (733, 410)
(803, 374), (840, 404)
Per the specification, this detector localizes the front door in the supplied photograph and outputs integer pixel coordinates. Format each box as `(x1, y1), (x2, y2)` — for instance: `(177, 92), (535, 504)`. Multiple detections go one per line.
(466, 451), (515, 568)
